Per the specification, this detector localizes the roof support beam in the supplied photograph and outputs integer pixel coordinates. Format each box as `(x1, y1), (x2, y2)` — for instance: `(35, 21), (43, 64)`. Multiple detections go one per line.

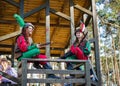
(0, 20), (70, 27)
(74, 4), (93, 16)
(85, 15), (92, 26)
(3, 0), (19, 8)
(57, 0), (68, 25)
(70, 0), (75, 45)
(24, 3), (46, 18)
(91, 0), (101, 85)
(45, 0), (50, 57)
(0, 20), (16, 24)
(0, 31), (21, 42)
(50, 8), (70, 21)
(0, 44), (12, 48)
(20, 0), (24, 18)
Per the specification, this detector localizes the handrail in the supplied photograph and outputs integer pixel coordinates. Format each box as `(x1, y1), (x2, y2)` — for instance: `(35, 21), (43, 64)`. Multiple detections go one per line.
(21, 58), (93, 86)
(0, 70), (21, 85)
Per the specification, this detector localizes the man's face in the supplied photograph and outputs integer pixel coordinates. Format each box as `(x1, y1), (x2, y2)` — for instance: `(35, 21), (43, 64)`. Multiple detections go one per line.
(76, 31), (84, 39)
(1, 61), (8, 70)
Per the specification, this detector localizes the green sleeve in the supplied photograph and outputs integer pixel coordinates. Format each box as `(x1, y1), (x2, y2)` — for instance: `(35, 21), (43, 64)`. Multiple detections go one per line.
(83, 41), (91, 55)
(27, 44), (37, 50)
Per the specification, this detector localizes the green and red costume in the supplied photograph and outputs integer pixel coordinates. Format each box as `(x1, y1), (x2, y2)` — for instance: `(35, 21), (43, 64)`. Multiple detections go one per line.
(15, 34), (47, 65)
(61, 22), (91, 61)
(67, 40), (91, 60)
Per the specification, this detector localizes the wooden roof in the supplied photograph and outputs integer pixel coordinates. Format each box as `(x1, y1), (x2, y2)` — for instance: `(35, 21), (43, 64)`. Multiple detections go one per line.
(0, 0), (91, 56)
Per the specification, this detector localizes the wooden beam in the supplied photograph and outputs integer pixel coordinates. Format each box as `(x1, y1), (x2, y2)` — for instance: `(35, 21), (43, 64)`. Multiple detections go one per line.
(75, 1), (90, 27)
(91, 0), (101, 85)
(3, 0), (19, 8)
(0, 30), (21, 42)
(74, 4), (93, 16)
(0, 44), (12, 48)
(24, 3), (46, 18)
(76, 11), (84, 27)
(0, 20), (70, 27)
(70, 0), (75, 45)
(20, 0), (24, 18)
(0, 51), (11, 55)
(45, 0), (50, 57)
(50, 27), (57, 43)
(50, 8), (70, 21)
(85, 15), (92, 26)
(0, 20), (17, 24)
(57, 0), (68, 25)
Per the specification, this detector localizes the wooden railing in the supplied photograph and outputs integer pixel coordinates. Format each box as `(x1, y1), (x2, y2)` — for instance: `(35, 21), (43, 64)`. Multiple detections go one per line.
(21, 58), (98, 86)
(0, 71), (21, 86)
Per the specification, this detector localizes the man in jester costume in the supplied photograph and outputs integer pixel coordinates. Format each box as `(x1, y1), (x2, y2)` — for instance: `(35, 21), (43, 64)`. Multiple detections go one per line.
(60, 21), (91, 66)
(14, 14), (60, 79)
(60, 21), (97, 81)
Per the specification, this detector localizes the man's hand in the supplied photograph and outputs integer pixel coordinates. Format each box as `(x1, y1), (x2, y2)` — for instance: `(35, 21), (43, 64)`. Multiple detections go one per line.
(36, 42), (52, 48)
(36, 43), (45, 48)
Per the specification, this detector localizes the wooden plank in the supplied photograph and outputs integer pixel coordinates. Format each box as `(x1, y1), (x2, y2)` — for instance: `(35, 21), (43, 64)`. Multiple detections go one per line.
(3, 0), (20, 8)
(0, 20), (70, 27)
(24, 3), (46, 18)
(22, 58), (87, 63)
(0, 30), (21, 42)
(85, 61), (90, 86)
(0, 44), (12, 48)
(57, 0), (68, 25)
(27, 78), (85, 83)
(50, 8), (70, 21)
(74, 4), (93, 16)
(28, 69), (85, 75)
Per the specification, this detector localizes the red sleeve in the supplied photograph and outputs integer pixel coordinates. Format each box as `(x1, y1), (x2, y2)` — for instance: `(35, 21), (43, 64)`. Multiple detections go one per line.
(17, 35), (28, 52)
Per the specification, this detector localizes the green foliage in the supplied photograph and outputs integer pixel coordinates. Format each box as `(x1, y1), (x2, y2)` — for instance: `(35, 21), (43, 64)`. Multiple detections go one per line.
(97, 0), (120, 25)
(96, 1), (120, 85)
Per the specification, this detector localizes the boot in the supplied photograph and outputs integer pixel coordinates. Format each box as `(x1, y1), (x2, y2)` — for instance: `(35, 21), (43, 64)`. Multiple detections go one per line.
(33, 62), (42, 69)
(43, 63), (60, 79)
(65, 63), (75, 79)
(66, 63), (73, 70)
(60, 51), (73, 59)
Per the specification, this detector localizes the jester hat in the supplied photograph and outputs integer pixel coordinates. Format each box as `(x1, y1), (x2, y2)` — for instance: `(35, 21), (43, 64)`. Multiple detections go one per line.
(75, 22), (87, 36)
(13, 14), (34, 29)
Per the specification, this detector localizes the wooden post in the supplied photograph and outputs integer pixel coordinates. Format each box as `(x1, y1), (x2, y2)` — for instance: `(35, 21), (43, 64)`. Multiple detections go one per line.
(20, 0), (24, 18)
(45, 0), (50, 86)
(45, 0), (50, 57)
(91, 0), (102, 86)
(70, 0), (75, 45)
(11, 43), (15, 67)
(22, 59), (27, 86)
(85, 61), (90, 86)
